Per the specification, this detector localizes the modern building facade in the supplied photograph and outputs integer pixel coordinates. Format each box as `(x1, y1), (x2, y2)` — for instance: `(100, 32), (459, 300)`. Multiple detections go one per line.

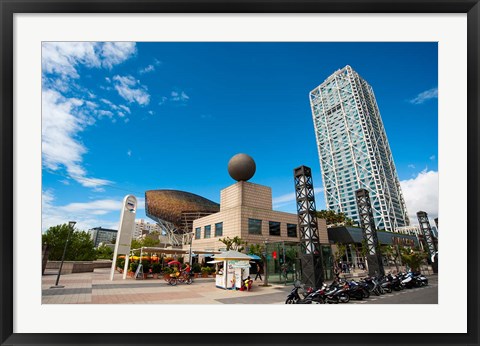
(309, 65), (410, 231)
(189, 180), (331, 282)
(89, 227), (118, 248)
(133, 219), (161, 239)
(190, 180), (329, 254)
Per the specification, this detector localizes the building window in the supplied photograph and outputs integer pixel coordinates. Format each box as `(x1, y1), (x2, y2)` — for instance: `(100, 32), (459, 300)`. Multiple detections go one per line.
(215, 222), (223, 237)
(204, 225), (211, 239)
(195, 227), (201, 239)
(269, 221), (281, 236)
(248, 219), (262, 235)
(287, 224), (297, 237)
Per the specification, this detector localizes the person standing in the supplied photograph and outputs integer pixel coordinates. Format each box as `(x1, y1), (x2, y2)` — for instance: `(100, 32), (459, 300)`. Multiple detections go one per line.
(254, 262), (263, 281)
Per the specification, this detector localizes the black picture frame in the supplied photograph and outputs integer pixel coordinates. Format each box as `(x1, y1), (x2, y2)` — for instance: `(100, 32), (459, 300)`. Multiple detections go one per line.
(1, 1), (479, 345)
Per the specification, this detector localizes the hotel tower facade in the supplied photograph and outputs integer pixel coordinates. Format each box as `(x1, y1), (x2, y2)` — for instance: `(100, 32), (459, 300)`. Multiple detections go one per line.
(309, 65), (409, 231)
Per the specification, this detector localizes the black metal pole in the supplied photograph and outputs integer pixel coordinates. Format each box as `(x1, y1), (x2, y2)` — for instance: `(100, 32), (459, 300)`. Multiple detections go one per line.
(262, 239), (269, 287)
(52, 221), (76, 288)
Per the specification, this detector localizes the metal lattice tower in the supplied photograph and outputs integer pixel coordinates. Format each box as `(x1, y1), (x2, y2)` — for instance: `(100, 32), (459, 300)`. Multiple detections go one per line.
(310, 65), (410, 231)
(417, 211), (438, 273)
(294, 165), (323, 288)
(356, 188), (384, 277)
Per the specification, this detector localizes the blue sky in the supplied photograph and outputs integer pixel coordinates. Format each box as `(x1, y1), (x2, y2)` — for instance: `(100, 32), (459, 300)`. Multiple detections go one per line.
(42, 42), (438, 231)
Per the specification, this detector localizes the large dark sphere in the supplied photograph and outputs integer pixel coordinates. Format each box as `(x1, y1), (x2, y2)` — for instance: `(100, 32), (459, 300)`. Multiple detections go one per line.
(228, 153), (256, 181)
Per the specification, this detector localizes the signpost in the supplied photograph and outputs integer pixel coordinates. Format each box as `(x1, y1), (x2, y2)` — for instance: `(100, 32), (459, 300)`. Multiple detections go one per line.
(110, 195), (137, 281)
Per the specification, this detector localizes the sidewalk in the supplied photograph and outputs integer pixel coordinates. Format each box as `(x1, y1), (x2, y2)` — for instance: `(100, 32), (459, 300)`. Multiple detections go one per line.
(42, 268), (290, 304)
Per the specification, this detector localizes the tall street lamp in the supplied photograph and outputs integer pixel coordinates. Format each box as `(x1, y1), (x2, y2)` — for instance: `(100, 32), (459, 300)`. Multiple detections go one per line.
(51, 221), (76, 289)
(262, 238), (270, 287)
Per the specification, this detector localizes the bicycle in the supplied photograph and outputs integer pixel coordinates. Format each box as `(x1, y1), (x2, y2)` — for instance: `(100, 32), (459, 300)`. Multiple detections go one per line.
(167, 271), (193, 286)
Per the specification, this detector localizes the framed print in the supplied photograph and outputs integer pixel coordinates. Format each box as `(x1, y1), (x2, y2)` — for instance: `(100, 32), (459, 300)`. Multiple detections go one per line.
(1, 1), (479, 345)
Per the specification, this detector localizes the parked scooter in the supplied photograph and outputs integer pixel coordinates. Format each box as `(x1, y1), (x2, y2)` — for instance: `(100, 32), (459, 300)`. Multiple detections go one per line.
(285, 281), (306, 304)
(285, 281), (325, 304)
(318, 281), (351, 304)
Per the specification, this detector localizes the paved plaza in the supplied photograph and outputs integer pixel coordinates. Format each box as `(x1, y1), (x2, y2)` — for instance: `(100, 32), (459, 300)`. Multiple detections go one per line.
(42, 268), (437, 305)
(42, 268), (290, 304)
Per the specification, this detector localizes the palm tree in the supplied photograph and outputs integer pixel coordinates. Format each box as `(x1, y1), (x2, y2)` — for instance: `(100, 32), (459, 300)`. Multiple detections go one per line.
(219, 236), (247, 252)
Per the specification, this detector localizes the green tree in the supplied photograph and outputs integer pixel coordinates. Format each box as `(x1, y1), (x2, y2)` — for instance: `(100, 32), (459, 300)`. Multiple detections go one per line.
(285, 248), (298, 266)
(316, 210), (354, 226)
(333, 242), (347, 265)
(142, 236), (160, 247)
(400, 247), (427, 272)
(131, 238), (142, 250)
(96, 244), (114, 260)
(248, 243), (264, 257)
(42, 224), (96, 261)
(219, 236), (247, 252)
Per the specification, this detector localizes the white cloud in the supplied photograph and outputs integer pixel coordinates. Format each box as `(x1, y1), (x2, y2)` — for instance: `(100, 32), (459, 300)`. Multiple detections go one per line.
(100, 42), (137, 68)
(171, 91), (189, 102)
(42, 191), (145, 231)
(127, 150), (132, 157)
(408, 164), (416, 169)
(42, 42), (136, 79)
(159, 96), (168, 105)
(113, 75), (150, 105)
(400, 170), (438, 225)
(119, 105), (131, 114)
(409, 87), (438, 105)
(41, 42), (138, 191)
(139, 64), (155, 74)
(42, 89), (112, 189)
(430, 155), (436, 161)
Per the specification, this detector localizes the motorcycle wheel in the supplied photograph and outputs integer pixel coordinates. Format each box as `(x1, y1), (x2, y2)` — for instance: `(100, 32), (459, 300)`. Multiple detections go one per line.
(362, 289), (370, 298)
(339, 293), (350, 303)
(374, 288), (381, 296)
(285, 298), (297, 304)
(379, 287), (385, 295)
(313, 297), (325, 304)
(168, 278), (177, 286)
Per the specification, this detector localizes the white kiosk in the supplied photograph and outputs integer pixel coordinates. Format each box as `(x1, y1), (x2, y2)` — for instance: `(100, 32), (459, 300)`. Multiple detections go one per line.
(209, 251), (253, 290)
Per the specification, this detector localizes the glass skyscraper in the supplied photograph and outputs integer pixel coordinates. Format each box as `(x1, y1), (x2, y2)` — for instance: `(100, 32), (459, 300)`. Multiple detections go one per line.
(309, 65), (409, 231)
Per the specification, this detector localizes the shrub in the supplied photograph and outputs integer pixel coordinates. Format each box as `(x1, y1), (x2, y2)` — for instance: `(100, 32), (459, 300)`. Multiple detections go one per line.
(192, 263), (202, 273)
(162, 267), (173, 274)
(201, 267), (210, 274)
(152, 262), (162, 274)
(129, 262), (139, 273)
(116, 257), (125, 269)
(141, 260), (151, 272)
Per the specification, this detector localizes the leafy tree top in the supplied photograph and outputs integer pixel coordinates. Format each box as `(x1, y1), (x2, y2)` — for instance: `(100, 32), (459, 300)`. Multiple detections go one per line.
(42, 223), (96, 261)
(316, 210), (354, 227)
(219, 236), (247, 252)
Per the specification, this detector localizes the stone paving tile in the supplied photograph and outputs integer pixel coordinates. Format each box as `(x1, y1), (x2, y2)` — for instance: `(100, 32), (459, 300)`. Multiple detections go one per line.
(215, 291), (288, 304)
(43, 287), (92, 296)
(91, 290), (204, 304)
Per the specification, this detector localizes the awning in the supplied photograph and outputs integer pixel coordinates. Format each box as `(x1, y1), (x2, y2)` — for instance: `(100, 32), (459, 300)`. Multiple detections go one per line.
(207, 260), (224, 264)
(232, 263), (251, 268)
(248, 254), (261, 260)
